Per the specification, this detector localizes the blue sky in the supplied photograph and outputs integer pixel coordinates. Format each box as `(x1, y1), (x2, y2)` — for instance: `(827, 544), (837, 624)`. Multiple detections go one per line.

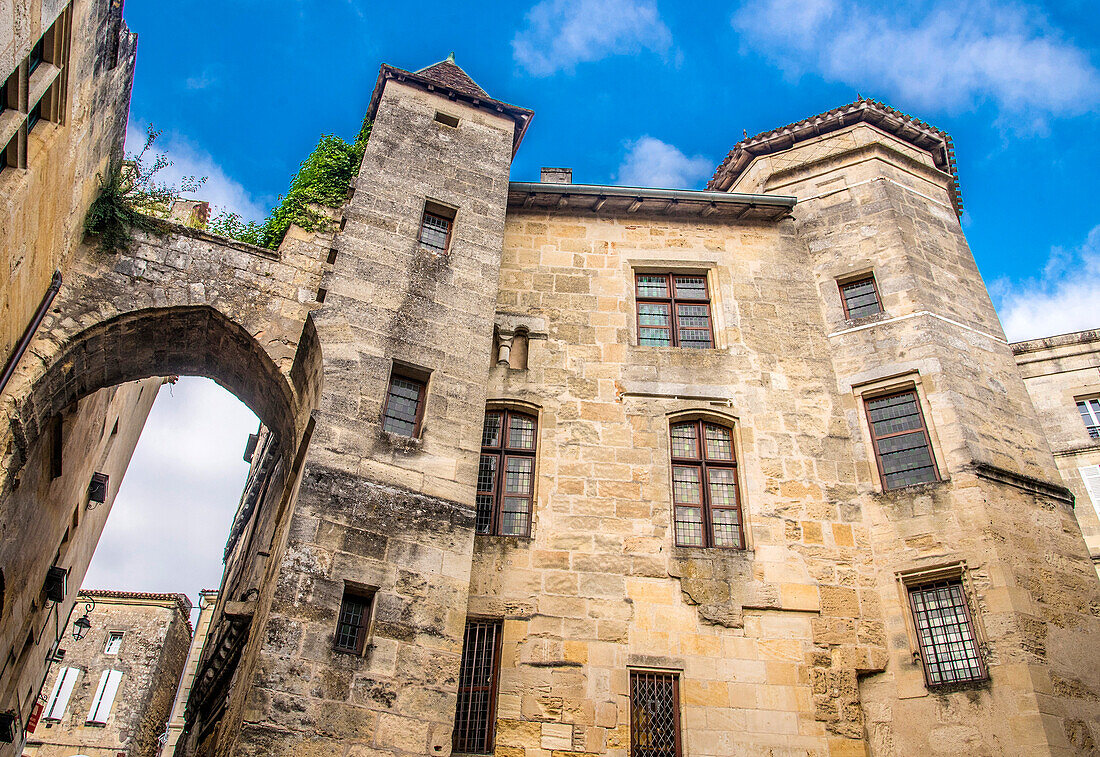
(86, 0), (1099, 602)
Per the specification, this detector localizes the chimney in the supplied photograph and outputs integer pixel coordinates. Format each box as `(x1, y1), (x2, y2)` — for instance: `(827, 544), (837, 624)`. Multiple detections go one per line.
(540, 167), (572, 184)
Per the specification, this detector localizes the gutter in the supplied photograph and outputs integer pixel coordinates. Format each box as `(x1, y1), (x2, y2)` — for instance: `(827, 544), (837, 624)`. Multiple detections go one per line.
(0, 269), (62, 397)
(509, 182), (797, 209)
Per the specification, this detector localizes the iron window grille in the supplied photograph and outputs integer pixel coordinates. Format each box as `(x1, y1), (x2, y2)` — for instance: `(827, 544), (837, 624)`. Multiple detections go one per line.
(381, 373), (426, 437)
(864, 389), (940, 490)
(629, 670), (682, 757)
(839, 275), (883, 319)
(477, 409), (537, 537)
(670, 419), (743, 548)
(334, 588), (374, 655)
(418, 202), (456, 254)
(1077, 398), (1100, 440)
(452, 620), (502, 755)
(635, 273), (714, 348)
(908, 579), (987, 687)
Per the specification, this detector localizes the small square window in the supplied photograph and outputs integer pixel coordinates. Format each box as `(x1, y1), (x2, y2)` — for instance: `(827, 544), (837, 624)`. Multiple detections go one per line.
(839, 274), (883, 319)
(382, 370), (427, 437)
(334, 587), (374, 655)
(104, 631), (123, 655)
(635, 272), (714, 348)
(434, 111), (460, 128)
(418, 201), (457, 254)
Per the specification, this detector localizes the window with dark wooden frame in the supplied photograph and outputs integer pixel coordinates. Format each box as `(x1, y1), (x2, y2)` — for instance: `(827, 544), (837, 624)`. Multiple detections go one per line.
(635, 273), (714, 348)
(418, 201), (456, 254)
(908, 579), (986, 687)
(381, 371), (427, 437)
(452, 619), (502, 755)
(477, 409), (537, 537)
(864, 389), (939, 489)
(839, 274), (883, 319)
(334, 587), (374, 655)
(630, 670), (682, 757)
(669, 419), (743, 549)
(1077, 397), (1100, 439)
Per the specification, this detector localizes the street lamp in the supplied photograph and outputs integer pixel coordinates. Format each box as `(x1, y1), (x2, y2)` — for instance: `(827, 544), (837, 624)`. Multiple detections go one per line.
(71, 597), (95, 641)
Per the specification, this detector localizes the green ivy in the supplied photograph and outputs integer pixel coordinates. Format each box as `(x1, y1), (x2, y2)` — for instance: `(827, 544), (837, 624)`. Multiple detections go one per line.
(211, 116), (372, 250)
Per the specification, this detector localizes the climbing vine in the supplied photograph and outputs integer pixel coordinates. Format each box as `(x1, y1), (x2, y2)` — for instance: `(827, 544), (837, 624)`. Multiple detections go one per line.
(210, 116), (372, 249)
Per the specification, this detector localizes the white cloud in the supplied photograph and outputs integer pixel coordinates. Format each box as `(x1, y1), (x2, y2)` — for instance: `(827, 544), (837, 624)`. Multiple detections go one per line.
(83, 378), (260, 617)
(616, 136), (713, 189)
(992, 225), (1100, 342)
(125, 122), (267, 222)
(513, 0), (672, 76)
(732, 0), (1100, 120)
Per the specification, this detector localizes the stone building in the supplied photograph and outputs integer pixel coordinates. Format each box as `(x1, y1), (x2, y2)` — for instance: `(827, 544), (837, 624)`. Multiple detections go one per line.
(0, 3), (1098, 757)
(24, 590), (191, 757)
(163, 590), (217, 755)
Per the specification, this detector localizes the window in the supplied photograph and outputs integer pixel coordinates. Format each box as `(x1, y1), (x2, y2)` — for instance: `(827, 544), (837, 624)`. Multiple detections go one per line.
(908, 580), (986, 687)
(43, 666), (79, 720)
(86, 669), (122, 724)
(27, 98), (42, 132)
(103, 631), (122, 655)
(418, 201), (456, 254)
(477, 409), (537, 536)
(381, 372), (426, 437)
(1077, 398), (1100, 439)
(839, 274), (882, 319)
(669, 419), (743, 548)
(452, 620), (502, 755)
(629, 671), (681, 757)
(864, 389), (939, 489)
(334, 587), (374, 655)
(28, 38), (44, 75)
(434, 111), (459, 127)
(635, 273), (713, 348)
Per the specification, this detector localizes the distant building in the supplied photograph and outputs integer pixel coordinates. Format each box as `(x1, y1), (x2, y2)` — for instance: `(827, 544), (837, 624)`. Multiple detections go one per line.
(163, 591), (217, 756)
(24, 591), (191, 757)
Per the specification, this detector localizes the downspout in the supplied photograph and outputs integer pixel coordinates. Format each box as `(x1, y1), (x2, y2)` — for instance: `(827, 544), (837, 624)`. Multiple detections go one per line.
(0, 270), (62, 396)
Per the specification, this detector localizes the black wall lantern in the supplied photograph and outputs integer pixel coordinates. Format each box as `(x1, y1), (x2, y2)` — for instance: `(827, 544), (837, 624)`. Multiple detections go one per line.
(87, 472), (109, 508)
(0, 710), (16, 742)
(71, 597), (95, 641)
(43, 566), (67, 603)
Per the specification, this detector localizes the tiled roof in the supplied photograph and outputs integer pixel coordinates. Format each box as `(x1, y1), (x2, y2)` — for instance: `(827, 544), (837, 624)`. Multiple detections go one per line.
(415, 54), (489, 99)
(708, 98), (962, 216)
(80, 589), (193, 613)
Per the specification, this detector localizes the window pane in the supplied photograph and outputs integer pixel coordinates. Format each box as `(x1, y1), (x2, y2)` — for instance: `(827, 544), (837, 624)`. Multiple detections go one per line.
(866, 392), (923, 436)
(841, 278), (882, 318)
(638, 302), (671, 327)
(670, 423), (699, 459)
(671, 466), (701, 504)
(636, 274), (669, 298)
(673, 275), (707, 300)
(335, 594), (368, 653)
(639, 327), (671, 346)
(674, 506), (704, 547)
(382, 376), (423, 436)
(504, 456), (534, 495)
(877, 431), (937, 487)
(475, 494), (494, 535)
(910, 582), (984, 686)
(630, 671), (680, 756)
(421, 212), (451, 251)
(482, 413), (502, 447)
(707, 468), (738, 508)
(507, 414), (536, 450)
(676, 304), (712, 348)
(711, 507), (742, 548)
(500, 497), (530, 536)
(703, 424), (733, 461)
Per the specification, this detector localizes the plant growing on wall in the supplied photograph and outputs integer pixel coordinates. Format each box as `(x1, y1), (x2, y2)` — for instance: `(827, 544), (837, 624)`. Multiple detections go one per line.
(83, 125), (205, 254)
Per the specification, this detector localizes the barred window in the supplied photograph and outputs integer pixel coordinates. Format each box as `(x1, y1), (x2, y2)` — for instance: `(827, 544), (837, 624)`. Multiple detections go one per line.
(477, 409), (537, 537)
(334, 587), (374, 655)
(865, 389), (939, 489)
(452, 620), (502, 754)
(670, 420), (743, 548)
(839, 274), (882, 319)
(630, 671), (681, 757)
(1077, 397), (1100, 440)
(382, 372), (426, 437)
(635, 273), (713, 348)
(419, 201), (456, 253)
(908, 580), (986, 686)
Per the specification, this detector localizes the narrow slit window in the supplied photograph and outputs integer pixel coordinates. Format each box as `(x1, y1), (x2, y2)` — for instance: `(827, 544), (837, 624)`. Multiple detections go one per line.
(334, 587), (374, 655)
(670, 419), (743, 548)
(452, 619), (502, 755)
(865, 389), (939, 489)
(382, 371), (427, 437)
(1077, 398), (1100, 440)
(434, 111), (460, 127)
(630, 670), (681, 757)
(635, 273), (713, 348)
(908, 580), (986, 687)
(477, 409), (537, 537)
(839, 275), (883, 319)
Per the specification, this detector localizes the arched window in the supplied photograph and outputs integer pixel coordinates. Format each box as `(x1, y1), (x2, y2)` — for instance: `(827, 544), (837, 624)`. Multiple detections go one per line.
(669, 419), (743, 548)
(477, 408), (537, 536)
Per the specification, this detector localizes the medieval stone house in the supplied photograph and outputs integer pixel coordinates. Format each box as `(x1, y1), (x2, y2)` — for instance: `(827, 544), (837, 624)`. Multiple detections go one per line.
(0, 3), (1098, 757)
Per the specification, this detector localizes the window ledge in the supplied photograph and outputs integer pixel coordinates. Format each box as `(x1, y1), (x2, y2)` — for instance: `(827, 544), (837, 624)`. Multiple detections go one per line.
(28, 62), (61, 106)
(843, 310), (891, 327)
(874, 479), (950, 497)
(0, 109), (21, 148)
(378, 429), (423, 452)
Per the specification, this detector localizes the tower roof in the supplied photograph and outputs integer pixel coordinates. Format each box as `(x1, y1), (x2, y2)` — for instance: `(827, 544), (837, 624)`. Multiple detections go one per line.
(707, 98), (962, 216)
(366, 55), (534, 157)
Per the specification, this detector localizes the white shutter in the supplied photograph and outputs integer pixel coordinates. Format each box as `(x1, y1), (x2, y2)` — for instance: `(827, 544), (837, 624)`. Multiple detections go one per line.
(44, 666), (78, 719)
(1080, 465), (1100, 521)
(86, 671), (109, 722)
(86, 669), (122, 723)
